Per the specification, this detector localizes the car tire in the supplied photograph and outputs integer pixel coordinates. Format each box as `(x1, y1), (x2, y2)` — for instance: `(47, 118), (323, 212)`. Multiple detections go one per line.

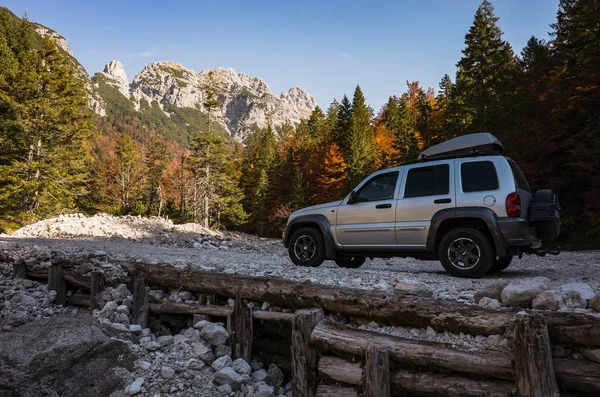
(488, 256), (513, 273)
(334, 256), (366, 269)
(438, 228), (494, 278)
(288, 227), (326, 267)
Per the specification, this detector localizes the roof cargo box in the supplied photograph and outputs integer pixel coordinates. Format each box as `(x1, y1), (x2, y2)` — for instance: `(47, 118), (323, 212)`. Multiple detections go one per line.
(418, 133), (504, 160)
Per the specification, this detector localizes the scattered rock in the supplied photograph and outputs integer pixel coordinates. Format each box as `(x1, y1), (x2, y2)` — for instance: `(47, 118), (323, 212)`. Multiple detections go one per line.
(213, 367), (246, 391)
(232, 358), (252, 375)
(200, 323), (229, 346)
(474, 282), (508, 302)
(485, 335), (504, 347)
(559, 283), (596, 301)
(478, 297), (502, 309)
(501, 277), (550, 307)
(192, 343), (215, 364)
(212, 355), (233, 372)
(216, 384), (232, 395)
(426, 326), (436, 338)
(157, 335), (174, 347)
(252, 369), (268, 383)
(393, 280), (433, 297)
(256, 382), (275, 397)
(265, 364), (284, 389)
(160, 366), (175, 379)
(532, 290), (566, 311)
(580, 348), (600, 364)
(214, 345), (232, 358)
(127, 378), (144, 396)
(590, 294), (600, 312)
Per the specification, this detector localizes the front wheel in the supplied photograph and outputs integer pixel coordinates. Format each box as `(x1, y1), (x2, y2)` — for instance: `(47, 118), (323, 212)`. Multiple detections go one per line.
(288, 227), (326, 267)
(438, 228), (494, 278)
(334, 256), (366, 269)
(488, 256), (513, 273)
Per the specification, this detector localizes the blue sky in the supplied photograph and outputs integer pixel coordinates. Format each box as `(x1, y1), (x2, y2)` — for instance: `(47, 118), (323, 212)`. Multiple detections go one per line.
(6, 0), (558, 110)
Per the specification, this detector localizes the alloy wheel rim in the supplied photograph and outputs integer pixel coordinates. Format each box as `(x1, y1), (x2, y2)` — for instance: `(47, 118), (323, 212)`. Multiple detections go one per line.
(294, 235), (316, 261)
(448, 237), (480, 270)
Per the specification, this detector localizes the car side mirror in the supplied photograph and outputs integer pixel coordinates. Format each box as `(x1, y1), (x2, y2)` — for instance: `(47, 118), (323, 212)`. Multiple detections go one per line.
(348, 190), (357, 204)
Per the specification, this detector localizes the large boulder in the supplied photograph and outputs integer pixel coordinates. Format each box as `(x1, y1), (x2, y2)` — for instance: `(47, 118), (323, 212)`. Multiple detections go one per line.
(501, 277), (551, 307)
(558, 283), (596, 301)
(213, 367), (247, 391)
(589, 295), (600, 312)
(199, 322), (229, 346)
(0, 315), (135, 397)
(474, 282), (508, 302)
(532, 290), (565, 311)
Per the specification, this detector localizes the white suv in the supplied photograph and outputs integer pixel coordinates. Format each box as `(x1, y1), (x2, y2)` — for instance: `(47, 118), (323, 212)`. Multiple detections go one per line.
(283, 133), (560, 278)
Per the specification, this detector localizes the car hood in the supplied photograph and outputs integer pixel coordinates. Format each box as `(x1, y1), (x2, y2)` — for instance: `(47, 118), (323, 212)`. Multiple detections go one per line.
(291, 200), (342, 217)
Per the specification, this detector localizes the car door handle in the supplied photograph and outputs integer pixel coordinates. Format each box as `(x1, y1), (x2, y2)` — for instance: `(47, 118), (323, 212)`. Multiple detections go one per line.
(375, 203), (392, 209)
(434, 198), (452, 204)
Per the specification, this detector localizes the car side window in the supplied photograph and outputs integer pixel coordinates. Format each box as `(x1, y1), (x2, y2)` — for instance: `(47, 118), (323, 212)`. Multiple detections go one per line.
(355, 171), (399, 202)
(404, 164), (449, 198)
(461, 161), (499, 192)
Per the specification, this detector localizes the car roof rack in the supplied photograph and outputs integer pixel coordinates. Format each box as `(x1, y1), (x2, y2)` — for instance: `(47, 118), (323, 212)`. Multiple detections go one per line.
(418, 132), (504, 161)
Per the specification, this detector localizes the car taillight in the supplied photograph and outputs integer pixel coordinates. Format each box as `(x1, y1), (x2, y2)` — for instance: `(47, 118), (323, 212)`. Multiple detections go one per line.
(506, 192), (521, 218)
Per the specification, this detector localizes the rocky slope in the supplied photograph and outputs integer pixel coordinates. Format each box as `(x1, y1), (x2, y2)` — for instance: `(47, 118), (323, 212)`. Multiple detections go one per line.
(29, 15), (316, 143)
(94, 60), (316, 142)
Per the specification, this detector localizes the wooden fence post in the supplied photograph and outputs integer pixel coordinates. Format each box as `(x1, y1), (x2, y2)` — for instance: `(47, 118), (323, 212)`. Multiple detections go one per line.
(48, 264), (66, 306)
(12, 263), (27, 279)
(132, 275), (150, 328)
(512, 313), (560, 397)
(90, 271), (104, 310)
(292, 308), (324, 397)
(231, 293), (252, 362)
(363, 346), (390, 397)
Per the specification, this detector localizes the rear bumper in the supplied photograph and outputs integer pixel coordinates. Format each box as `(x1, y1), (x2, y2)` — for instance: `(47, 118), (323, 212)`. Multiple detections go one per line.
(497, 217), (537, 248)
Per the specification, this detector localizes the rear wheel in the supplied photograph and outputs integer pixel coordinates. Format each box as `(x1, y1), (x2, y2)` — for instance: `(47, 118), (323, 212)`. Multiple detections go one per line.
(334, 256), (366, 269)
(288, 227), (326, 267)
(438, 228), (494, 278)
(488, 256), (513, 273)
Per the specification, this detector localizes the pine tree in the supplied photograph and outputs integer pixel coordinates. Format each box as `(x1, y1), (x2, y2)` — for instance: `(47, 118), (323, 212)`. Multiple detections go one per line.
(333, 94), (352, 155)
(145, 136), (169, 216)
(307, 106), (329, 142)
(312, 143), (347, 203)
(115, 133), (142, 212)
(0, 14), (95, 222)
(450, 0), (518, 137)
(346, 85), (376, 188)
(202, 70), (221, 133)
(326, 99), (340, 135)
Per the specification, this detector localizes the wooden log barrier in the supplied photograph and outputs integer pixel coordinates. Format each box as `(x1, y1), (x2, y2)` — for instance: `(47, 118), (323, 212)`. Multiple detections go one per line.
(132, 275), (150, 328)
(292, 308), (324, 397)
(231, 293), (253, 362)
(12, 263), (27, 279)
(363, 346), (390, 397)
(511, 313), (559, 397)
(311, 319), (513, 381)
(90, 271), (104, 310)
(131, 263), (600, 346)
(316, 384), (359, 397)
(48, 264), (66, 306)
(318, 355), (516, 397)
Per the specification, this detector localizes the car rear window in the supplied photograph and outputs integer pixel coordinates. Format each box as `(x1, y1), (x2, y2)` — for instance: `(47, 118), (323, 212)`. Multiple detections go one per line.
(461, 161), (499, 192)
(404, 164), (450, 198)
(507, 158), (531, 193)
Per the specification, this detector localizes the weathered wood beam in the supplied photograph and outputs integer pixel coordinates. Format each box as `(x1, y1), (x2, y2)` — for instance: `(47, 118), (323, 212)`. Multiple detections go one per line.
(292, 308), (324, 397)
(511, 313), (559, 397)
(311, 319), (513, 381)
(132, 275), (149, 328)
(131, 263), (600, 345)
(231, 294), (252, 362)
(316, 384), (359, 397)
(12, 263), (27, 279)
(318, 355), (516, 397)
(553, 358), (600, 395)
(150, 302), (233, 316)
(48, 264), (66, 306)
(90, 271), (104, 311)
(363, 346), (390, 397)
(253, 310), (295, 323)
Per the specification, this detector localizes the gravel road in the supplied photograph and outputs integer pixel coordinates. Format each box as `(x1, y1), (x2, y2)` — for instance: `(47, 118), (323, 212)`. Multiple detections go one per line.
(2, 236), (599, 304)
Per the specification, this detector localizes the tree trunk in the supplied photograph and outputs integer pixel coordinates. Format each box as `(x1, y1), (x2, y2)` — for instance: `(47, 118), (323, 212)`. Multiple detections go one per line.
(291, 308), (324, 397)
(363, 347), (390, 397)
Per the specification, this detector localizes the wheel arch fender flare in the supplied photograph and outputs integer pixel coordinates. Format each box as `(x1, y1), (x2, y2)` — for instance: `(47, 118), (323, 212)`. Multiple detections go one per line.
(284, 214), (337, 259)
(427, 207), (507, 257)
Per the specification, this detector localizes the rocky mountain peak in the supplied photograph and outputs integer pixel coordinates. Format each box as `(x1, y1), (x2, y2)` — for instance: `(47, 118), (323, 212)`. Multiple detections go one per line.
(99, 60), (130, 97)
(33, 24), (72, 56)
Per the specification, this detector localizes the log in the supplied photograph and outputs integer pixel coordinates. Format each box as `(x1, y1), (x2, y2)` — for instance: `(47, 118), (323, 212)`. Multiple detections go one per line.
(131, 263), (600, 345)
(253, 310), (295, 323)
(554, 358), (600, 395)
(292, 308), (324, 397)
(12, 263), (27, 279)
(48, 265), (66, 306)
(150, 302), (232, 317)
(316, 384), (359, 397)
(318, 356), (362, 386)
(132, 275), (150, 327)
(90, 271), (104, 310)
(363, 347), (390, 397)
(311, 319), (513, 381)
(26, 265), (91, 290)
(231, 294), (252, 362)
(511, 313), (559, 397)
(67, 293), (90, 307)
(319, 356), (516, 397)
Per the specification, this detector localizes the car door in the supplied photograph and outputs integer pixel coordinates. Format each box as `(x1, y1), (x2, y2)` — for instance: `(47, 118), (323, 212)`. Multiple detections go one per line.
(334, 170), (400, 247)
(395, 161), (455, 247)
